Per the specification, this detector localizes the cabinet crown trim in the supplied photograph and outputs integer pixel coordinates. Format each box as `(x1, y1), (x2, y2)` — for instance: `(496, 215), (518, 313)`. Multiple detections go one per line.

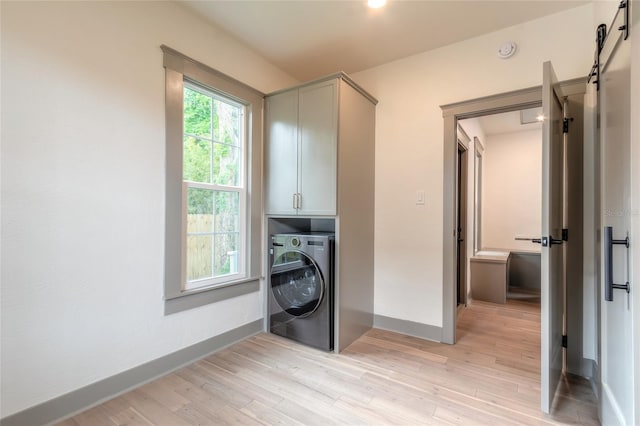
(266, 72), (378, 105)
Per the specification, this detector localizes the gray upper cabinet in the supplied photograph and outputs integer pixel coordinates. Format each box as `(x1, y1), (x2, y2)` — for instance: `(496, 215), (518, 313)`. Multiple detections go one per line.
(265, 79), (338, 216)
(264, 89), (299, 215)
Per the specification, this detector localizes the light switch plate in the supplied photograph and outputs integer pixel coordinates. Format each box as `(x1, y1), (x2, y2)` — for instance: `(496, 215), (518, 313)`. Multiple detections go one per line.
(416, 190), (425, 205)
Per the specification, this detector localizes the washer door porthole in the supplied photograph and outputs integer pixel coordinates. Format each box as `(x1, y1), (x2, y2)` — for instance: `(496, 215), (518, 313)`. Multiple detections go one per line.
(270, 250), (324, 318)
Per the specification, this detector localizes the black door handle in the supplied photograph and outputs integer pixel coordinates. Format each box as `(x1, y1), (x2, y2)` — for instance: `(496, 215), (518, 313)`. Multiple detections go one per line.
(604, 226), (630, 301)
(540, 236), (563, 247)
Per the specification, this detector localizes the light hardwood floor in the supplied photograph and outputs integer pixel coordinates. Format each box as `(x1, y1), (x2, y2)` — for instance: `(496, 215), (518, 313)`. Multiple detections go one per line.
(57, 300), (598, 425)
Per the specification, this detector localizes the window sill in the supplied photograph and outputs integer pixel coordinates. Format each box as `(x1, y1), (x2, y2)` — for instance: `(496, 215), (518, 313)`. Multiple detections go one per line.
(172, 275), (259, 299)
(164, 277), (261, 315)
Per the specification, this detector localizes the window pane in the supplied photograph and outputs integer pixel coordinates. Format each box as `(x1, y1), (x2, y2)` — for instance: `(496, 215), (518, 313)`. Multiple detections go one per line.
(215, 191), (239, 232)
(187, 213), (213, 234)
(184, 87), (212, 138)
(187, 187), (213, 214)
(214, 233), (238, 276)
(213, 99), (241, 146)
(187, 187), (213, 233)
(187, 235), (213, 281)
(213, 143), (240, 186)
(183, 137), (211, 183)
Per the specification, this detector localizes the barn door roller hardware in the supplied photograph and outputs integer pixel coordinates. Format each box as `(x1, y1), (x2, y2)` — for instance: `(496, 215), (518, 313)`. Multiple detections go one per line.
(587, 24), (606, 90)
(587, 0), (630, 90)
(618, 0), (629, 40)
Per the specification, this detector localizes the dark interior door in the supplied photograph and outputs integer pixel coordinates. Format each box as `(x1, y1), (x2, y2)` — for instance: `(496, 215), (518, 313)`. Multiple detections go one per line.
(457, 144), (468, 306)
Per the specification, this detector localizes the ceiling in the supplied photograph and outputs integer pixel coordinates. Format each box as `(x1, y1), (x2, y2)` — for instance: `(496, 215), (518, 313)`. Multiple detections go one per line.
(179, 0), (588, 81)
(470, 108), (543, 136)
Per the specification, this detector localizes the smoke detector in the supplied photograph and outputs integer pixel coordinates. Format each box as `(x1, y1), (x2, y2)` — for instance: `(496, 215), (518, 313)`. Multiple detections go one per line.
(498, 42), (517, 59)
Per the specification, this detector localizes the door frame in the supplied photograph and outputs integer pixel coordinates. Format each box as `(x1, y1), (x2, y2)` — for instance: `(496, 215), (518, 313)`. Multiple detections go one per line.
(440, 80), (584, 344)
(441, 86), (542, 344)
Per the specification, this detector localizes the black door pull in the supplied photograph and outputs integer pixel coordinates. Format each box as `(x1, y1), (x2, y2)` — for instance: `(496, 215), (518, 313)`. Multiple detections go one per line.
(604, 226), (630, 302)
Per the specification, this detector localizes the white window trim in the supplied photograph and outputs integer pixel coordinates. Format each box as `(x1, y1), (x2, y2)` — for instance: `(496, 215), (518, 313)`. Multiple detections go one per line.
(162, 45), (264, 314)
(181, 81), (248, 291)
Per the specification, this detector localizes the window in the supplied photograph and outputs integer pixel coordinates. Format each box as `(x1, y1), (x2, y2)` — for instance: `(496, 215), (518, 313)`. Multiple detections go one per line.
(182, 83), (246, 290)
(162, 46), (263, 314)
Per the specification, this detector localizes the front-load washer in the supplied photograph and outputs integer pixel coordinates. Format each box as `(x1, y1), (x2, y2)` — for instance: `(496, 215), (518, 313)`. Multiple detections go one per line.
(269, 232), (334, 351)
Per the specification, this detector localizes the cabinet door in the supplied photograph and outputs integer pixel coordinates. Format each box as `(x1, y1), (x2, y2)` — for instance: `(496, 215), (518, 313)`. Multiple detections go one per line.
(264, 90), (299, 215)
(298, 80), (338, 215)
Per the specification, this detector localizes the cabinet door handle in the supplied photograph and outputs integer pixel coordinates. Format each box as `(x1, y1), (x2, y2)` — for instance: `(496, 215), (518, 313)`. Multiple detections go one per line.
(297, 193), (301, 210)
(292, 193), (301, 209)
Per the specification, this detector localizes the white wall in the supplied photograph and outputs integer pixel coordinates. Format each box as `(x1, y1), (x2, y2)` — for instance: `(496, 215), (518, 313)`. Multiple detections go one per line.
(0, 1), (297, 417)
(481, 129), (542, 252)
(352, 4), (594, 326)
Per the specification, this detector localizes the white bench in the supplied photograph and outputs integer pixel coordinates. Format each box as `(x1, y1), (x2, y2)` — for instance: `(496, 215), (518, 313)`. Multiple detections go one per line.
(470, 250), (511, 304)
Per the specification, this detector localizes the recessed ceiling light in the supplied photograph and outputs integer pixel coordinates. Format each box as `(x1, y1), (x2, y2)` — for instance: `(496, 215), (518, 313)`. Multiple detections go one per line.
(368, 0), (387, 9)
(520, 108), (543, 124)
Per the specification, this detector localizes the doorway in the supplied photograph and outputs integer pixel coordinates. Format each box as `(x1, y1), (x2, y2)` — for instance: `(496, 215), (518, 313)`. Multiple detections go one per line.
(459, 108), (543, 303)
(440, 86), (542, 345)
